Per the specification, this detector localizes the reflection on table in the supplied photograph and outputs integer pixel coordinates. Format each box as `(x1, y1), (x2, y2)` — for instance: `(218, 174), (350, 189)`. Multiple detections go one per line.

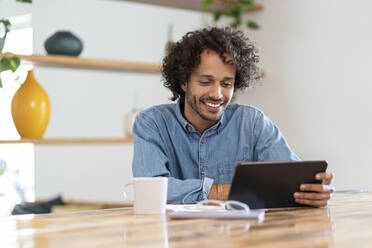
(1, 193), (372, 247)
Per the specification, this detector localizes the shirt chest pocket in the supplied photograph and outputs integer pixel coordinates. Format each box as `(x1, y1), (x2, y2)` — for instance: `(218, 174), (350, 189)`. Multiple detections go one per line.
(217, 161), (245, 184)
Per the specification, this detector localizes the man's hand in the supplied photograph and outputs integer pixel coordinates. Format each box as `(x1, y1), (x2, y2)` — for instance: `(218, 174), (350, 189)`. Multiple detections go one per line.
(294, 172), (335, 207)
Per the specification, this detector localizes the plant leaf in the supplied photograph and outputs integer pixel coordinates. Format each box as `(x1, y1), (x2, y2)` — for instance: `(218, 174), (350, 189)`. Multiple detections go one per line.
(202, 0), (212, 11)
(205, 0), (260, 29)
(239, 0), (254, 11)
(231, 22), (238, 29)
(0, 56), (12, 72)
(240, 0), (254, 5)
(0, 56), (21, 73)
(229, 7), (242, 28)
(16, 0), (32, 3)
(0, 19), (11, 26)
(247, 21), (259, 29)
(0, 76), (2, 88)
(230, 6), (241, 18)
(214, 10), (223, 22)
(9, 57), (20, 72)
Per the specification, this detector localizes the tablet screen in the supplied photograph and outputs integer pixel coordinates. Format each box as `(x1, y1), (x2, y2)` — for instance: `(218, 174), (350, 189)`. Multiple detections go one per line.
(227, 161), (328, 209)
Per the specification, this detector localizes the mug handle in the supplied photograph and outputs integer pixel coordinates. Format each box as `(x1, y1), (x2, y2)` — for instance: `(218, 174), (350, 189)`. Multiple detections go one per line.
(123, 182), (133, 201)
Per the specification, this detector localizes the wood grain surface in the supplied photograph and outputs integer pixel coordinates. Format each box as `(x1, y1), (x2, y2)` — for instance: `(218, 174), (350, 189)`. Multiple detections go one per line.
(1, 53), (161, 73)
(1, 192), (372, 247)
(0, 137), (133, 145)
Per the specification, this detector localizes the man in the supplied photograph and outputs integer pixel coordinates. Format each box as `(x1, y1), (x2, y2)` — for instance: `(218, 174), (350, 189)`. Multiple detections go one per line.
(132, 27), (334, 206)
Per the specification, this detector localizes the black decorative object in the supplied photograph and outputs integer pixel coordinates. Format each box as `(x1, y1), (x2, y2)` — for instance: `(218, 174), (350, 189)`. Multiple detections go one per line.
(44, 31), (83, 56)
(12, 195), (64, 215)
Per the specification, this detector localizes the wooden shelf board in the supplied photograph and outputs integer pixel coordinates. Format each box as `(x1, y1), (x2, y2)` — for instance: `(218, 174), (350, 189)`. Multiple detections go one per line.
(117, 0), (263, 12)
(0, 137), (133, 145)
(1, 53), (161, 73)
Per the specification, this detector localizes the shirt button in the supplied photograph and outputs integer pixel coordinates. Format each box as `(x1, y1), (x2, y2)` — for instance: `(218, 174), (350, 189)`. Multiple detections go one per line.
(201, 139), (206, 144)
(202, 167), (207, 172)
(187, 126), (192, 132)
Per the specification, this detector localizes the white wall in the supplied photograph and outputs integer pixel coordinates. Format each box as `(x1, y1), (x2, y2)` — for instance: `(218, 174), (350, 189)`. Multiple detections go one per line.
(239, 0), (372, 191)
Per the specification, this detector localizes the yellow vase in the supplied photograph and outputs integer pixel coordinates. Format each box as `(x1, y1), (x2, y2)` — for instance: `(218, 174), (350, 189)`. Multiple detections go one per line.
(11, 70), (50, 138)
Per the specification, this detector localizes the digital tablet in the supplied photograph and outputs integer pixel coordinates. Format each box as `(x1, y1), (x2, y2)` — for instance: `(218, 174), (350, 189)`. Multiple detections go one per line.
(227, 161), (328, 209)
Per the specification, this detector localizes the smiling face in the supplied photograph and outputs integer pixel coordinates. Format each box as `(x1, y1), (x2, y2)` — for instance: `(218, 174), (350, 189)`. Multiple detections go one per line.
(181, 50), (236, 133)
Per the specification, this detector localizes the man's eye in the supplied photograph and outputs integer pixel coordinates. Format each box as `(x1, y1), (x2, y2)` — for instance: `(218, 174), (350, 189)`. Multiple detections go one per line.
(222, 82), (233, 88)
(200, 81), (210, 85)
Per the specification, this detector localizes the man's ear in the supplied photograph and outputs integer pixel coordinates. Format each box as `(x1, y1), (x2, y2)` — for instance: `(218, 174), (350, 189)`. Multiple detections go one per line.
(181, 82), (187, 92)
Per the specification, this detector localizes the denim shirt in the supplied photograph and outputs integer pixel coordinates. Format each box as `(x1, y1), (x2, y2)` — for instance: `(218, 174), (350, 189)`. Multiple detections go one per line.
(132, 102), (299, 204)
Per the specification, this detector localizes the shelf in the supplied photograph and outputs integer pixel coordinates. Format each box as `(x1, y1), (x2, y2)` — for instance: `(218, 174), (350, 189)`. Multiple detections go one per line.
(0, 137), (134, 145)
(118, 0), (263, 12)
(1, 53), (161, 73)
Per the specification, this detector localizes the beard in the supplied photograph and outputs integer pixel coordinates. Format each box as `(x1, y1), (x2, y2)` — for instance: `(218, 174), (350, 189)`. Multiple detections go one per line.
(186, 92), (226, 122)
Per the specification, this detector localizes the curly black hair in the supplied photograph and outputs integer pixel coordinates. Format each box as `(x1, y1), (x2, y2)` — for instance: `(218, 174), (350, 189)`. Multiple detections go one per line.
(162, 26), (260, 103)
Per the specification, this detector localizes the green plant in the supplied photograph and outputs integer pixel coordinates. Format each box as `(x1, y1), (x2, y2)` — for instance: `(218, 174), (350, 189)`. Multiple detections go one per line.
(202, 0), (260, 29)
(0, 0), (32, 88)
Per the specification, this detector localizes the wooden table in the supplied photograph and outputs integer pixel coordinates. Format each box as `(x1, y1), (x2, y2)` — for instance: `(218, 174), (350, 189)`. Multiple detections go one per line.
(1, 192), (372, 247)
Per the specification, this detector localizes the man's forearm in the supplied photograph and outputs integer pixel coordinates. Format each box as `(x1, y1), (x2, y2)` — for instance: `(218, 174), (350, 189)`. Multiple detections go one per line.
(208, 184), (231, 200)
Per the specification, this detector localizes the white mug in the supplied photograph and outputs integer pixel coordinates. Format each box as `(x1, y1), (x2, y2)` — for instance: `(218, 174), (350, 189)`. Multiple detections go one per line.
(123, 177), (168, 214)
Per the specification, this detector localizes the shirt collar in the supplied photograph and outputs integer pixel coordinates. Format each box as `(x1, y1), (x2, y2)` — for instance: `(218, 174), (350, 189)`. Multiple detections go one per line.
(175, 101), (192, 132)
(175, 101), (225, 134)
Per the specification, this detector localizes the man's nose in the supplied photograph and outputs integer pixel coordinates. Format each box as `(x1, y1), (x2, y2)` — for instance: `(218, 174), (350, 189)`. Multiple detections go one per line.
(209, 85), (223, 99)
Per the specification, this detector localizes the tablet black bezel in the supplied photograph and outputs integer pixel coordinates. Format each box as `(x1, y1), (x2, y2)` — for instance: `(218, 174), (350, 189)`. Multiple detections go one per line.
(227, 160), (328, 209)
